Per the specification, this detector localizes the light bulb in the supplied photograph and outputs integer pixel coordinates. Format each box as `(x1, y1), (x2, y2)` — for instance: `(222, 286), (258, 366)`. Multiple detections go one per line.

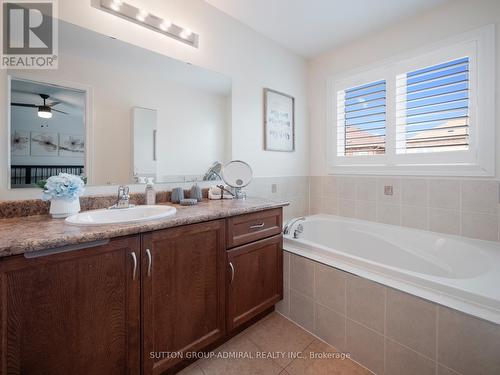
(136, 9), (148, 22)
(110, 0), (122, 11)
(160, 20), (172, 31)
(180, 28), (192, 39)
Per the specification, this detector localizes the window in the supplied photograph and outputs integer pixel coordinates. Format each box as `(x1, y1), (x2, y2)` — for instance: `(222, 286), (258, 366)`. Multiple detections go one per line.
(337, 80), (386, 156)
(396, 57), (469, 154)
(330, 25), (495, 176)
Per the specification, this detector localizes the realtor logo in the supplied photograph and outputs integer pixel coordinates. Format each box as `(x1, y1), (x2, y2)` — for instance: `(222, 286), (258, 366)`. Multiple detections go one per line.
(1, 0), (58, 69)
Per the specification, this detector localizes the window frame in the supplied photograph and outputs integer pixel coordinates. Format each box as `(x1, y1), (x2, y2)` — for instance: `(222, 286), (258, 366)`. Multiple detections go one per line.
(328, 25), (495, 176)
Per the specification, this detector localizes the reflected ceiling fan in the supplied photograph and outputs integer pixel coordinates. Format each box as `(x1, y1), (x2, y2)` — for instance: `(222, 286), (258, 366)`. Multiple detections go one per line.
(11, 94), (68, 119)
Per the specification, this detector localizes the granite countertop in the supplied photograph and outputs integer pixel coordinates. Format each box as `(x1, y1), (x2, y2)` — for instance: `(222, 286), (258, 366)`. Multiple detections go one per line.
(0, 198), (288, 258)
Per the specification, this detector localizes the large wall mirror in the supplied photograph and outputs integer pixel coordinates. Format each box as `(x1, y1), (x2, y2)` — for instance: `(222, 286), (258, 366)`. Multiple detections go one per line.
(7, 21), (231, 189)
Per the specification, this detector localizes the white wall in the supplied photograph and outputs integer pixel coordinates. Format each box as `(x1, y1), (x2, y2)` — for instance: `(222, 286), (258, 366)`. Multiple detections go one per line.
(0, 0), (308, 199)
(308, 0), (500, 178)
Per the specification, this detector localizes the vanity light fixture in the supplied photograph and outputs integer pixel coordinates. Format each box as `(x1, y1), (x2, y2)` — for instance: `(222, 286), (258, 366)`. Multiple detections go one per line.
(98, 0), (199, 48)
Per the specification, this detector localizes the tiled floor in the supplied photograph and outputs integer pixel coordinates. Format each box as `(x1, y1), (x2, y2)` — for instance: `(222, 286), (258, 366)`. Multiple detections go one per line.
(178, 312), (373, 375)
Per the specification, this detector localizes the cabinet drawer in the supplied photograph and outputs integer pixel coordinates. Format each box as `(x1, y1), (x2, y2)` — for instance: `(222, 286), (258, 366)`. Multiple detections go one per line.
(226, 208), (282, 248)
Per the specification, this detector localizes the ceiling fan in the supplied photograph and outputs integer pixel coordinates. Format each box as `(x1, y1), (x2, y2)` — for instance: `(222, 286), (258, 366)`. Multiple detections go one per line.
(11, 94), (68, 119)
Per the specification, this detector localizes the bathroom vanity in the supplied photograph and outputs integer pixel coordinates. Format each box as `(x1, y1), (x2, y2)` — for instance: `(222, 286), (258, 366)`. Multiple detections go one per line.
(0, 201), (284, 375)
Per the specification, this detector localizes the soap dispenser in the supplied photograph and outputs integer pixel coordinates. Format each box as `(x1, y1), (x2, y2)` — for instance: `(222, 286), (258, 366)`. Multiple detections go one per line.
(145, 177), (156, 205)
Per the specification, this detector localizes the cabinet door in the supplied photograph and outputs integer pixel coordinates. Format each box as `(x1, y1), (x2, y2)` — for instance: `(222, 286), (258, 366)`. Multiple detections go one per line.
(226, 235), (283, 332)
(142, 220), (226, 375)
(0, 237), (141, 375)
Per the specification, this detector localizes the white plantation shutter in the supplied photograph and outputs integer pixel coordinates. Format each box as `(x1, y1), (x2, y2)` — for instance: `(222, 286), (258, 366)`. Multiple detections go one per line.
(396, 57), (470, 154)
(337, 80), (386, 156)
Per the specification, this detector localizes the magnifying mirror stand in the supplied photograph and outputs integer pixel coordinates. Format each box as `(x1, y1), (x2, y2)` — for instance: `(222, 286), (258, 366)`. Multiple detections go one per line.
(233, 187), (247, 200)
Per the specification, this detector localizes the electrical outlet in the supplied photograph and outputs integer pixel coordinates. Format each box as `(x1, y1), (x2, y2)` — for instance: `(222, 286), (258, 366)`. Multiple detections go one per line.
(271, 184), (278, 194)
(384, 185), (393, 196)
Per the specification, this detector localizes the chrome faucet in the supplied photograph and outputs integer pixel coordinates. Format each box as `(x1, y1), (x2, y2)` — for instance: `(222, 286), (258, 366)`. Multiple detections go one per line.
(110, 185), (131, 209)
(283, 217), (306, 235)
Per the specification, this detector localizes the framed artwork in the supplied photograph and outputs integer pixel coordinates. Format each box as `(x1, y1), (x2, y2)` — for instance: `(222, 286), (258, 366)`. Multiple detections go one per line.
(30, 132), (58, 156)
(264, 88), (295, 152)
(11, 130), (30, 156)
(59, 134), (85, 157)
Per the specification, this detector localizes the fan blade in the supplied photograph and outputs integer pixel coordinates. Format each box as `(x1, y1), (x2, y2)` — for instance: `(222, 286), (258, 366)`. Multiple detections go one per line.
(11, 103), (38, 108)
(52, 108), (69, 115)
(48, 101), (61, 107)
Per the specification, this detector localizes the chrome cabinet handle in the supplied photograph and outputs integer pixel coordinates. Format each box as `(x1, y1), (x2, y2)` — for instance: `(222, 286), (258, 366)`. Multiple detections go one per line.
(146, 248), (152, 277)
(249, 222), (265, 229)
(130, 252), (137, 280)
(229, 262), (235, 284)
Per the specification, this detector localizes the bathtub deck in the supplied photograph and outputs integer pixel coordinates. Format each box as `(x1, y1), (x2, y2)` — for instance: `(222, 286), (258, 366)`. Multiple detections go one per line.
(179, 312), (372, 375)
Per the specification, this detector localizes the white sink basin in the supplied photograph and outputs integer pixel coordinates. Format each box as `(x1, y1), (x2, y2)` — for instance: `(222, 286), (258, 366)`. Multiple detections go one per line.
(65, 205), (177, 226)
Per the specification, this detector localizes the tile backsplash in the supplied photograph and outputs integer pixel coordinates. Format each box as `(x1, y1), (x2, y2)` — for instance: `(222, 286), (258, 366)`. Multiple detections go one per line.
(309, 175), (500, 242)
(246, 176), (309, 220)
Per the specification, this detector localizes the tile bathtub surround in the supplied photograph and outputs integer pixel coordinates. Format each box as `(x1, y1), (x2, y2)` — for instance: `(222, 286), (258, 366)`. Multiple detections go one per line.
(279, 252), (500, 375)
(245, 176), (310, 220)
(309, 175), (500, 242)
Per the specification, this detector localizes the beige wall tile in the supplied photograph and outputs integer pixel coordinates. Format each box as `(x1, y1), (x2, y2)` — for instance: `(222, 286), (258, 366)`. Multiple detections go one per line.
(323, 176), (337, 197)
(356, 177), (377, 202)
(338, 199), (356, 218)
(385, 339), (435, 375)
(309, 176), (323, 197)
(283, 251), (290, 288)
(276, 287), (290, 317)
(290, 254), (314, 297)
(322, 196), (338, 215)
(315, 262), (346, 314)
(377, 177), (401, 204)
(438, 307), (500, 375)
(401, 205), (428, 230)
(338, 176), (356, 200)
(386, 289), (437, 359)
(377, 204), (401, 226)
(402, 178), (428, 207)
(429, 208), (460, 235)
(461, 212), (498, 241)
(309, 196), (322, 215)
(346, 319), (385, 375)
(355, 200), (377, 221)
(346, 274), (385, 333)
(314, 303), (346, 350)
(428, 179), (460, 210)
(461, 180), (498, 214)
(290, 290), (315, 333)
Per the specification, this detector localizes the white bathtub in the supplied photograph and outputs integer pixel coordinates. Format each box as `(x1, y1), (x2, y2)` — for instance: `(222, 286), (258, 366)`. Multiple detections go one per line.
(284, 214), (500, 324)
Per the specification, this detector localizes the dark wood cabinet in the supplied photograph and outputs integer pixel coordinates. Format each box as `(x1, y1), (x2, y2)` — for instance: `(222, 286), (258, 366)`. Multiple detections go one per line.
(226, 208), (282, 248)
(0, 237), (141, 375)
(0, 208), (283, 375)
(141, 220), (226, 375)
(226, 235), (283, 332)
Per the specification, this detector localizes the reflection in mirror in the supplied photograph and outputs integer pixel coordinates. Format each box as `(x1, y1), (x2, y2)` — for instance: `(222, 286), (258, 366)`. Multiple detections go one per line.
(133, 107), (157, 180)
(10, 79), (86, 188)
(8, 21), (231, 188)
